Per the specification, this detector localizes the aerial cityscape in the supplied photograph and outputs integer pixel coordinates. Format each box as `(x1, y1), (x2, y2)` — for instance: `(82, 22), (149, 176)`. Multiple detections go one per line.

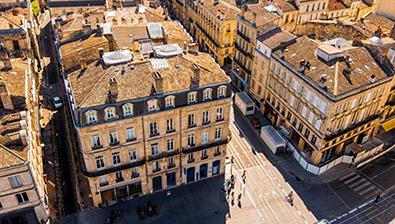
(0, 0), (394, 223)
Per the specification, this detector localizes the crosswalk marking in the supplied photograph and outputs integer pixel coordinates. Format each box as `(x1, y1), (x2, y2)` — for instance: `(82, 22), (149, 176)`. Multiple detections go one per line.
(339, 172), (380, 200)
(353, 182), (372, 192)
(339, 172), (357, 181)
(343, 175), (359, 184)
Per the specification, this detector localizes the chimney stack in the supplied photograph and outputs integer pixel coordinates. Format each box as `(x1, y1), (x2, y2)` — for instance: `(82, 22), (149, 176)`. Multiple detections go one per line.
(98, 48), (104, 60)
(82, 18), (92, 36)
(191, 63), (200, 88)
(79, 58), (87, 69)
(109, 77), (118, 101)
(152, 72), (163, 94)
(183, 41), (189, 53)
(0, 81), (14, 110)
(0, 44), (12, 70)
(241, 5), (247, 18)
(390, 24), (395, 40)
(96, 24), (103, 36)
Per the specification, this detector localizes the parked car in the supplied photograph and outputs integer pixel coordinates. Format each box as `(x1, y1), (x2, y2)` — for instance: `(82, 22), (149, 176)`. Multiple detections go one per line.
(52, 96), (63, 109)
(250, 117), (261, 129)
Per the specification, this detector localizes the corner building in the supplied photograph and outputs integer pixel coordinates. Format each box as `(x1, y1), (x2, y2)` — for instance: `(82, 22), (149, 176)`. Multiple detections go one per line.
(65, 48), (232, 207)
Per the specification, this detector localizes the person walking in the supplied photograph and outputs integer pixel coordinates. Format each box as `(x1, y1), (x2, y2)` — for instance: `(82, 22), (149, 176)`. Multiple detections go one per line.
(231, 191), (235, 206)
(237, 193), (242, 208)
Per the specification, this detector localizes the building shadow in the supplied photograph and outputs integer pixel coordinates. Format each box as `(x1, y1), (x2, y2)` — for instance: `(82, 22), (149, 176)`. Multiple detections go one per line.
(56, 175), (229, 224)
(231, 105), (351, 221)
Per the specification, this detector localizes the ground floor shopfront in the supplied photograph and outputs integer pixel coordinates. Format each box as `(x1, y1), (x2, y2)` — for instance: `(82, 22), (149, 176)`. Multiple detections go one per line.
(100, 181), (143, 207)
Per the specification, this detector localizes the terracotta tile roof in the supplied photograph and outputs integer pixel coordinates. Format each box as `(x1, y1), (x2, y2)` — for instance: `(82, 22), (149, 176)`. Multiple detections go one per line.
(112, 25), (149, 48)
(0, 144), (26, 169)
(259, 0), (298, 12)
(243, 3), (280, 31)
(257, 27), (296, 49)
(328, 0), (348, 11)
(162, 21), (192, 47)
(275, 37), (390, 96)
(68, 52), (230, 108)
(199, 0), (240, 20)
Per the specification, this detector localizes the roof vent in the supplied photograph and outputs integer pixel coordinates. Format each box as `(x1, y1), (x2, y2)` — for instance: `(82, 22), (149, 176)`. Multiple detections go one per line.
(369, 74), (376, 83)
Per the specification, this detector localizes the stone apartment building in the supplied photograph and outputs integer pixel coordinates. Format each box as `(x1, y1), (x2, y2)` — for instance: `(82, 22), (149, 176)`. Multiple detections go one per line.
(0, 15), (47, 224)
(255, 36), (394, 165)
(64, 45), (232, 207)
(165, 0), (239, 66)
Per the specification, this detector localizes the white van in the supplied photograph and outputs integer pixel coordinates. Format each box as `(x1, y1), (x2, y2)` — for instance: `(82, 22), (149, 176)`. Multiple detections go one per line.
(235, 92), (255, 116)
(260, 125), (287, 154)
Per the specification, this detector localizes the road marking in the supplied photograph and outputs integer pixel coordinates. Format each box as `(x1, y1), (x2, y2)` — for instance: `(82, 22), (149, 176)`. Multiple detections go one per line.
(339, 172), (357, 181)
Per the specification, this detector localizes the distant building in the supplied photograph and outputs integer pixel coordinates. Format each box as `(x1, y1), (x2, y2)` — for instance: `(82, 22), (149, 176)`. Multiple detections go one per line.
(0, 7), (47, 224)
(64, 46), (232, 207)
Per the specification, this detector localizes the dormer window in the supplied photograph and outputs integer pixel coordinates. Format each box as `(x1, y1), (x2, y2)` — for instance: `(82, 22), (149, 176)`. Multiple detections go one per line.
(105, 107), (116, 120)
(86, 110), (97, 124)
(188, 92), (197, 104)
(148, 99), (159, 112)
(122, 103), (133, 117)
(165, 96), (175, 108)
(217, 86), (227, 98)
(203, 88), (212, 101)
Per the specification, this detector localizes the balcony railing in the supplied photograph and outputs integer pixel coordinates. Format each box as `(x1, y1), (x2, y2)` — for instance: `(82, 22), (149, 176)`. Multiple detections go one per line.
(116, 177), (124, 183)
(131, 173), (140, 178)
(150, 132), (160, 138)
(109, 141), (120, 146)
(235, 43), (253, 58)
(81, 159), (146, 178)
(202, 120), (211, 125)
(168, 163), (176, 169)
(187, 158), (195, 163)
(182, 139), (228, 154)
(92, 145), (103, 150)
(148, 149), (180, 161)
(234, 58), (252, 75)
(166, 129), (176, 134)
(214, 151), (221, 156)
(99, 181), (109, 187)
(153, 167), (161, 173)
(237, 30), (250, 42)
(188, 124), (196, 128)
(126, 137), (137, 142)
(201, 155), (209, 160)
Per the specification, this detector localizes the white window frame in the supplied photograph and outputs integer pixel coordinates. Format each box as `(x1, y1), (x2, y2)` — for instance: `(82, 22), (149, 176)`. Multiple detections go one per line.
(215, 128), (222, 141)
(188, 134), (195, 146)
(203, 88), (212, 100)
(202, 132), (209, 144)
(112, 152), (121, 165)
(86, 110), (97, 124)
(165, 95), (175, 108)
(105, 107), (116, 120)
(167, 139), (175, 151)
(126, 128), (135, 141)
(217, 85), (227, 98)
(91, 135), (101, 148)
(122, 103), (133, 116)
(148, 99), (159, 111)
(151, 143), (160, 155)
(109, 131), (119, 144)
(216, 108), (224, 121)
(188, 92), (197, 104)
(96, 156), (105, 169)
(167, 119), (174, 132)
(129, 149), (137, 161)
(8, 176), (22, 188)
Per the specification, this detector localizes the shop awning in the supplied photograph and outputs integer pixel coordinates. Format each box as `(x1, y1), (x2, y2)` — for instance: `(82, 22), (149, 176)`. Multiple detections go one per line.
(382, 117), (395, 132)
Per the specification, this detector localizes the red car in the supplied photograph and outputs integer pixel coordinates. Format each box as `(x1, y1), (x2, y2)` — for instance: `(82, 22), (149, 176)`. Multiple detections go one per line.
(250, 117), (261, 129)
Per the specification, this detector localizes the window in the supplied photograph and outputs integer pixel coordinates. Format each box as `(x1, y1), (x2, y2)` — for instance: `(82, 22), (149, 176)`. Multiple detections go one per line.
(358, 96), (364, 105)
(8, 176), (22, 188)
(129, 149), (137, 161)
(201, 149), (208, 159)
(202, 132), (209, 144)
(308, 112), (314, 124)
(167, 139), (174, 151)
(215, 128), (222, 140)
(167, 119), (174, 132)
(86, 110), (97, 124)
(311, 136), (317, 144)
(214, 146), (221, 156)
(150, 122), (158, 136)
(298, 123), (304, 132)
(112, 152), (121, 165)
(109, 132), (119, 145)
(293, 80), (299, 91)
(188, 134), (195, 147)
(148, 99), (159, 111)
(203, 88), (212, 100)
(188, 153), (194, 162)
(165, 96), (175, 108)
(153, 161), (160, 172)
(151, 143), (159, 155)
(290, 95), (295, 107)
(188, 92), (197, 104)
(315, 119), (322, 130)
(168, 156), (175, 167)
(287, 112), (292, 120)
(188, 114), (195, 127)
(202, 111), (210, 124)
(115, 171), (123, 182)
(302, 106), (307, 117)
(96, 156), (105, 169)
(304, 129), (310, 138)
(91, 135), (102, 148)
(216, 108), (224, 121)
(217, 86), (227, 98)
(131, 167), (139, 177)
(123, 104), (133, 116)
(126, 128), (136, 141)
(16, 192), (29, 204)
(105, 107), (116, 120)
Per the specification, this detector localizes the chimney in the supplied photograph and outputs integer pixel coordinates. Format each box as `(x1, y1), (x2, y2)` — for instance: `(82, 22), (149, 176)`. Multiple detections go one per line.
(214, 0), (219, 5)
(109, 77), (118, 101)
(96, 24), (103, 36)
(183, 41), (189, 53)
(98, 48), (104, 60)
(82, 18), (92, 36)
(191, 63), (200, 88)
(390, 24), (395, 39)
(79, 58), (87, 69)
(188, 43), (199, 52)
(0, 44), (12, 70)
(0, 81), (14, 110)
(19, 130), (27, 146)
(152, 72), (163, 94)
(241, 5), (247, 18)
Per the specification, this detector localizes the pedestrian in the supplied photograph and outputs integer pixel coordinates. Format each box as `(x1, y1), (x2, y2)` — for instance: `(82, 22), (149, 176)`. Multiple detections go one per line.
(227, 187), (232, 197)
(375, 194), (381, 202)
(231, 156), (234, 164)
(231, 191), (235, 206)
(237, 193), (242, 208)
(242, 170), (246, 178)
(242, 183), (246, 196)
